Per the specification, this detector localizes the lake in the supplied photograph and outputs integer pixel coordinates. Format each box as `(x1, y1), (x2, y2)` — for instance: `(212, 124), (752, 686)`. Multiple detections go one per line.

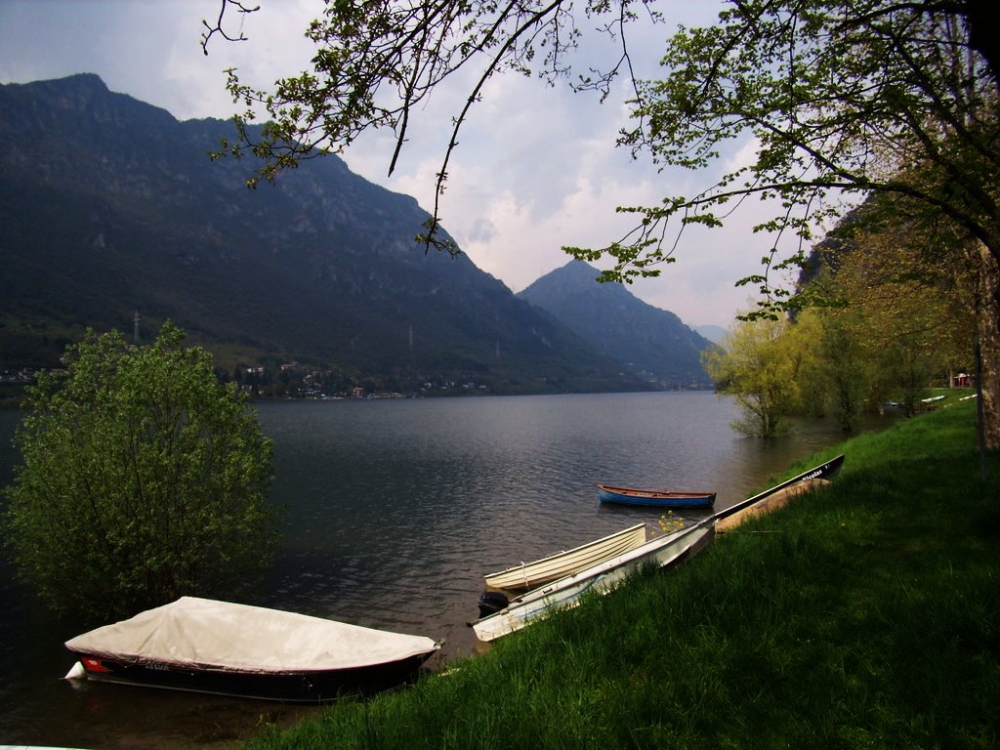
(0, 392), (893, 748)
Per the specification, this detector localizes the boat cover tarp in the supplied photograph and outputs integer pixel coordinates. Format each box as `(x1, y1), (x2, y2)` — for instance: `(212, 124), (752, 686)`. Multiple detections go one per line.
(65, 597), (439, 674)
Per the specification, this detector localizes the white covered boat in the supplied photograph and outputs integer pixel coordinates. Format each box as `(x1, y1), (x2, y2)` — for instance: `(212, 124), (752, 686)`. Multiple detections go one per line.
(483, 523), (649, 592)
(64, 596), (440, 702)
(470, 517), (715, 642)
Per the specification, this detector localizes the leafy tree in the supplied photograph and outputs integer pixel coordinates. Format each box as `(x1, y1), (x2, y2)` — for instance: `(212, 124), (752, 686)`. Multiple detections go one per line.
(202, 0), (653, 250)
(202, 0), (1000, 448)
(813, 308), (869, 430)
(710, 193), (976, 432)
(809, 202), (976, 409)
(784, 309), (835, 419)
(702, 316), (807, 437)
(2, 323), (279, 622)
(620, 1), (1000, 446)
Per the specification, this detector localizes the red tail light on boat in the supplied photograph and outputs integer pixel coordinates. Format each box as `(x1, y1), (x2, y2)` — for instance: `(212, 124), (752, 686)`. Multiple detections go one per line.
(81, 657), (111, 673)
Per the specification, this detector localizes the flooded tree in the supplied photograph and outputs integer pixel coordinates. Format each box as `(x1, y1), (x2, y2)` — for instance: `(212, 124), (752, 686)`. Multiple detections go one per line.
(2, 322), (280, 621)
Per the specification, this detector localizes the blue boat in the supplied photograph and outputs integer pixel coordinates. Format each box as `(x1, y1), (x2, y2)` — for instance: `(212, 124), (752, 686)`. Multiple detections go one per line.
(596, 484), (716, 509)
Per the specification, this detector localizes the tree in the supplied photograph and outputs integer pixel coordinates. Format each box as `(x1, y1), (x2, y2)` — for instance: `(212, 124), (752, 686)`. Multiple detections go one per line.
(2, 323), (279, 622)
(702, 316), (808, 437)
(805, 200), (977, 413)
(202, 0), (659, 250)
(202, 0), (1000, 448)
(809, 307), (869, 429)
(785, 309), (841, 419)
(621, 1), (1000, 446)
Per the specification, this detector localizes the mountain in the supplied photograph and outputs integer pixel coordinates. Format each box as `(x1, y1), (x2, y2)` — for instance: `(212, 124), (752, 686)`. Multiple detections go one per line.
(694, 325), (728, 344)
(0, 74), (655, 395)
(517, 261), (715, 388)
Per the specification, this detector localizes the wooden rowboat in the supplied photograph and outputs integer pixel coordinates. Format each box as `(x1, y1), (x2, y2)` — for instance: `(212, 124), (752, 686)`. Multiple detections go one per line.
(64, 597), (440, 702)
(483, 523), (649, 592)
(596, 484), (716, 508)
(469, 518), (715, 642)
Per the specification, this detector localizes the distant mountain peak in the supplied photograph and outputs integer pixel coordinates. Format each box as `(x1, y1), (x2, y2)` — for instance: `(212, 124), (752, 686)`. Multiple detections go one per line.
(694, 325), (728, 344)
(532, 260), (630, 299)
(13, 73), (112, 107)
(518, 261), (714, 388)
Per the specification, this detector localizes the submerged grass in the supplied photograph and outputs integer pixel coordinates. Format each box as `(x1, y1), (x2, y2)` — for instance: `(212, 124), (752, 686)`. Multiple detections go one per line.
(245, 401), (1000, 750)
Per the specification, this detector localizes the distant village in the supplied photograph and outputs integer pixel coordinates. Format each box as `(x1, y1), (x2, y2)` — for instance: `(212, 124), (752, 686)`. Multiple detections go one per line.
(232, 362), (493, 401)
(1, 365), (492, 404)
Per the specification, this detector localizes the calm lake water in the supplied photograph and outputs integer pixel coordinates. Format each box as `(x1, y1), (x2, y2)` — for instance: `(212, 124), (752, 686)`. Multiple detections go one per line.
(0, 392), (894, 748)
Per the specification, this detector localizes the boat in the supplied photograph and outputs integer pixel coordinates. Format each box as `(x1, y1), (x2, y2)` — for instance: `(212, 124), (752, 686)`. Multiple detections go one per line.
(469, 455), (845, 642)
(716, 478), (829, 532)
(469, 518), (716, 642)
(596, 484), (716, 508)
(483, 523), (649, 592)
(714, 454), (845, 532)
(64, 596), (440, 702)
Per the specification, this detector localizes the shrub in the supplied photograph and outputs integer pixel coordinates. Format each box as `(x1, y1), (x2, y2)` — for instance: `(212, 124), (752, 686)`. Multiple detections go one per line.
(2, 322), (280, 621)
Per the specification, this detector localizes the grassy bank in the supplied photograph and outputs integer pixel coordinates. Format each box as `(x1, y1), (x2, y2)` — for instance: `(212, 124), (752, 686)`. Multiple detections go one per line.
(245, 400), (999, 750)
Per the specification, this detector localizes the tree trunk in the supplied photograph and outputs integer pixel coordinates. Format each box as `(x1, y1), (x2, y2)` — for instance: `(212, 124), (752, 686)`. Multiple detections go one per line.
(975, 240), (1000, 451)
(965, 0), (1000, 92)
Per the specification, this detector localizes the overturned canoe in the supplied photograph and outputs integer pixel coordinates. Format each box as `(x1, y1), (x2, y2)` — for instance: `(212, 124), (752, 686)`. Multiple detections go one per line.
(714, 454), (845, 531)
(64, 596), (440, 702)
(715, 454), (844, 524)
(716, 478), (829, 532)
(484, 523), (649, 592)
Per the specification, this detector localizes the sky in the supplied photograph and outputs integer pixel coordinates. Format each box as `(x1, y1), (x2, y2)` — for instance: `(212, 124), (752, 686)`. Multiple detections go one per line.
(0, 0), (808, 330)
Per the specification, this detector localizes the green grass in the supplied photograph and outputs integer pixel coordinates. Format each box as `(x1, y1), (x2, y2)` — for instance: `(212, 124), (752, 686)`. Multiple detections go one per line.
(244, 401), (1000, 750)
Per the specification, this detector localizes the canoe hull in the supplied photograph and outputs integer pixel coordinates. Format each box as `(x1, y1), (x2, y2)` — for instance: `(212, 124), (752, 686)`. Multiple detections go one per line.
(484, 523), (648, 592)
(596, 485), (716, 508)
(716, 478), (828, 533)
(471, 518), (715, 642)
(715, 454), (845, 523)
